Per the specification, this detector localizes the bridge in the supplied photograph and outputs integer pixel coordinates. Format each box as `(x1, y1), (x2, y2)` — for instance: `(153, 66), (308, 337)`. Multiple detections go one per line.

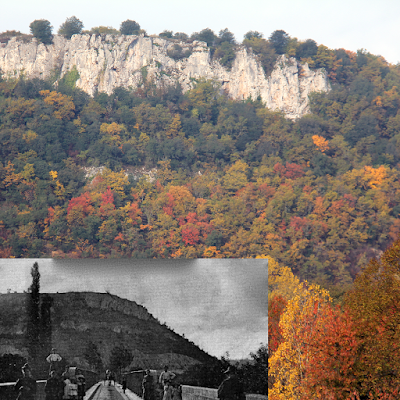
(0, 370), (268, 400)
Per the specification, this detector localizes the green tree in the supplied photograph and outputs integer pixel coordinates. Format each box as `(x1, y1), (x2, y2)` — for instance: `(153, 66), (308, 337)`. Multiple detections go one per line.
(214, 42), (236, 69)
(217, 28), (235, 45)
(269, 30), (289, 54)
(173, 32), (188, 41)
(29, 19), (53, 44)
(88, 26), (119, 35)
(243, 36), (277, 76)
(120, 20), (141, 35)
(296, 39), (318, 59)
(243, 31), (263, 41)
(58, 16), (84, 39)
(191, 28), (216, 47)
(159, 30), (173, 38)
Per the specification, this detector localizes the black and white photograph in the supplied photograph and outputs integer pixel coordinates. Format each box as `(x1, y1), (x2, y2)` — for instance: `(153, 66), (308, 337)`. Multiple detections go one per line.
(0, 259), (267, 400)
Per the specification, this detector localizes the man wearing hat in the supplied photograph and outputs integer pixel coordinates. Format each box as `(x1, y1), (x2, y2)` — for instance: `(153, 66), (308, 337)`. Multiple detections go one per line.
(14, 363), (37, 400)
(46, 348), (62, 374)
(217, 366), (245, 400)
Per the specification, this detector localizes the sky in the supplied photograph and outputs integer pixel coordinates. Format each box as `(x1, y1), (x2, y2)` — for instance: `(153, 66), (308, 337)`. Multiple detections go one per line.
(0, 258), (267, 360)
(0, 0), (400, 64)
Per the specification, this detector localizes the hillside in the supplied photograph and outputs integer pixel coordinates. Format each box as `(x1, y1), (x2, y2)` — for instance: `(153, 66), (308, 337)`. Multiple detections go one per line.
(1, 28), (400, 292)
(0, 292), (215, 370)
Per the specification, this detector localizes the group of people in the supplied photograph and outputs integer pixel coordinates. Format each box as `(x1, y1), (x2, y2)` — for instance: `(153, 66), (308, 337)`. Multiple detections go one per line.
(104, 369), (116, 386)
(158, 366), (182, 400)
(140, 366), (181, 400)
(14, 349), (86, 400)
(139, 364), (244, 400)
(14, 351), (243, 400)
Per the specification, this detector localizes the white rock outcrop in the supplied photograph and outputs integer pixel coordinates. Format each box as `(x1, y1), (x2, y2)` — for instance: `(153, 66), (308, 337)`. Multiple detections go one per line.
(0, 34), (330, 119)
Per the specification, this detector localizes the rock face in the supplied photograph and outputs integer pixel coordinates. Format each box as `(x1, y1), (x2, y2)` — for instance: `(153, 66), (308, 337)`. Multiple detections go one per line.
(0, 34), (330, 119)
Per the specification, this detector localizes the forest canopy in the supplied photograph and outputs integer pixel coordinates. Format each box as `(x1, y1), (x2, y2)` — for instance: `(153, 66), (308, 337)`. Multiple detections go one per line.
(1, 27), (400, 295)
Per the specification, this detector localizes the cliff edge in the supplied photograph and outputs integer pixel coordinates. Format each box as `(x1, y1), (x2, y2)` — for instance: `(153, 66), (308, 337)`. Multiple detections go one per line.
(0, 34), (330, 119)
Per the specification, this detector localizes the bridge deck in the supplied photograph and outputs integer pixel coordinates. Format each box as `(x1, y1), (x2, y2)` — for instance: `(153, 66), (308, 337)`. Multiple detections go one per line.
(85, 382), (142, 400)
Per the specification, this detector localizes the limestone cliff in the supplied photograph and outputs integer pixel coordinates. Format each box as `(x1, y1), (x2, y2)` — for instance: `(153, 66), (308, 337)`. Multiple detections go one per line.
(0, 34), (330, 119)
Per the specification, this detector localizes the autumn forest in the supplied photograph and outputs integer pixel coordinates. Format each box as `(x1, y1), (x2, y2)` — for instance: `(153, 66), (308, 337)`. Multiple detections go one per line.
(2, 21), (400, 398)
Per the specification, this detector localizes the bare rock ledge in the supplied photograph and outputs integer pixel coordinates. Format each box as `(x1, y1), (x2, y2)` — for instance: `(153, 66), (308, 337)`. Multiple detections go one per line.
(0, 34), (330, 119)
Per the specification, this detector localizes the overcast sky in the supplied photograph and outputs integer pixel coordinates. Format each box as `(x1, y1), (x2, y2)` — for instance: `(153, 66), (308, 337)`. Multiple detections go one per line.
(0, 258), (267, 360)
(0, 0), (399, 64)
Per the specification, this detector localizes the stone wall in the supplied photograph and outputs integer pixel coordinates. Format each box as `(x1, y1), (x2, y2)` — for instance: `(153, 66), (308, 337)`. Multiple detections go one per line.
(182, 385), (268, 400)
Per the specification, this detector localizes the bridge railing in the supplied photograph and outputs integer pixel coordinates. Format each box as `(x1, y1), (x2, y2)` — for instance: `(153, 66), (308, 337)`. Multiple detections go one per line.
(122, 372), (267, 400)
(0, 380), (46, 400)
(124, 369), (163, 400)
(0, 368), (100, 400)
(182, 386), (268, 400)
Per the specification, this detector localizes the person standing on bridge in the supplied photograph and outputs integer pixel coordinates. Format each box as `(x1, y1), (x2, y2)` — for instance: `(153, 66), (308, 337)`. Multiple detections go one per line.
(46, 348), (63, 374)
(142, 369), (154, 400)
(159, 366), (175, 400)
(217, 366), (245, 400)
(122, 374), (127, 394)
(45, 371), (65, 400)
(14, 363), (37, 400)
(76, 371), (86, 400)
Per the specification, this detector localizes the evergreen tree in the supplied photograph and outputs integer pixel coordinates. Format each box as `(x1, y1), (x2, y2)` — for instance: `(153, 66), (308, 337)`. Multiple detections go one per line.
(269, 30), (289, 54)
(120, 20), (141, 35)
(39, 294), (53, 358)
(243, 31), (263, 41)
(26, 262), (40, 363)
(58, 16), (84, 39)
(29, 19), (53, 44)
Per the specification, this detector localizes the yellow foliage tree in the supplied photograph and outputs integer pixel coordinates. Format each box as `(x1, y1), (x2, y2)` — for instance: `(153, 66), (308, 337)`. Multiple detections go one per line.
(363, 165), (387, 189)
(222, 160), (249, 192)
(22, 130), (38, 143)
(268, 257), (301, 302)
(2, 161), (23, 187)
(165, 114), (184, 138)
(269, 282), (332, 400)
(49, 170), (65, 199)
(87, 168), (129, 199)
(39, 90), (75, 120)
(99, 122), (126, 147)
(20, 163), (35, 183)
(312, 135), (329, 153)
(203, 246), (223, 258)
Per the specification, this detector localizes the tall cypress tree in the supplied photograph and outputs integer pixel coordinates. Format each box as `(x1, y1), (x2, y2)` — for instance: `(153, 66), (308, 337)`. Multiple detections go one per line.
(26, 262), (40, 365)
(39, 294), (53, 357)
